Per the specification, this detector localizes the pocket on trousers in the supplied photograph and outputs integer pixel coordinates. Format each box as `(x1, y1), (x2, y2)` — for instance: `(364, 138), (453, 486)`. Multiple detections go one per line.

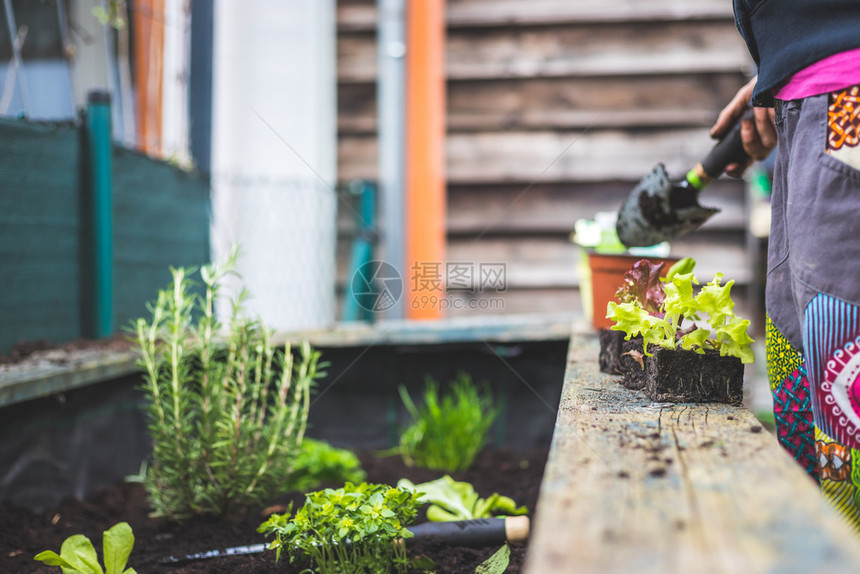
(824, 85), (860, 179)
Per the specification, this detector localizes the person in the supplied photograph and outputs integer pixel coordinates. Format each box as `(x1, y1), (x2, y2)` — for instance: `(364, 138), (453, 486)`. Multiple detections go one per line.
(711, 1), (860, 530)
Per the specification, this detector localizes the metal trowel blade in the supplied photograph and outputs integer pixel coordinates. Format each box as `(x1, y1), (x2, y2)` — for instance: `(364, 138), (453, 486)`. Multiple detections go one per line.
(615, 163), (720, 247)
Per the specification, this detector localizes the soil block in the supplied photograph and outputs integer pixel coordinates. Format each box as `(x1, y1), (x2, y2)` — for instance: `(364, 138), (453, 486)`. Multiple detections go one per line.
(619, 337), (648, 391)
(598, 331), (648, 389)
(643, 346), (743, 404)
(598, 329), (626, 374)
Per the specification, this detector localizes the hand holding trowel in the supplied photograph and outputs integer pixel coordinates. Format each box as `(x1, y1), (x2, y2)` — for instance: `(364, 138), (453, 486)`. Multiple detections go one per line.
(616, 109), (754, 247)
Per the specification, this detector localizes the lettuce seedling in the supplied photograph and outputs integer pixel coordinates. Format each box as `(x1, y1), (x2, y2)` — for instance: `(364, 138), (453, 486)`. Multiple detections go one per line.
(34, 522), (136, 574)
(606, 260), (754, 364)
(398, 476), (527, 522)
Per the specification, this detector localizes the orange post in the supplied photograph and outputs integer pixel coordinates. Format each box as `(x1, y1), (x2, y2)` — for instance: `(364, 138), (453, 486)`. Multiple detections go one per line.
(132, 0), (164, 156)
(406, 0), (446, 319)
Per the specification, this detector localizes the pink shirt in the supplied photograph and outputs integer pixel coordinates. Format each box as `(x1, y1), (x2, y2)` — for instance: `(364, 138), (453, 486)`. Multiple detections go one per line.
(774, 47), (860, 101)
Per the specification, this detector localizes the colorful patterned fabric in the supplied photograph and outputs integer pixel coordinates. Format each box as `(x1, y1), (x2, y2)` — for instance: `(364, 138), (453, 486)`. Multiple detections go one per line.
(803, 295), (860, 452)
(828, 86), (860, 151)
(801, 295), (860, 532)
(766, 317), (817, 479)
(816, 428), (860, 531)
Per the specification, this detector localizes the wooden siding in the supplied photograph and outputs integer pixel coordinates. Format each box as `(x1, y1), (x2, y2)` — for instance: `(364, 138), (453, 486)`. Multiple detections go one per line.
(335, 0), (754, 319)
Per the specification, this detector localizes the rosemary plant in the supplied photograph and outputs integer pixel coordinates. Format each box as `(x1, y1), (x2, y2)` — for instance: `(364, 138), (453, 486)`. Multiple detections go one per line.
(133, 252), (324, 520)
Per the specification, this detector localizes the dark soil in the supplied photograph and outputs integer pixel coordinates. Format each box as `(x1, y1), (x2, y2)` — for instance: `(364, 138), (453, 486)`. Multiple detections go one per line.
(643, 346), (744, 404)
(0, 447), (548, 573)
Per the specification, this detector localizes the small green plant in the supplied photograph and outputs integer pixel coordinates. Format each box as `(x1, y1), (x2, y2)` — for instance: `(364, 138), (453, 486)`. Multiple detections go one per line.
(606, 258), (755, 363)
(474, 544), (511, 574)
(288, 438), (366, 492)
(398, 476), (527, 521)
(133, 250), (324, 520)
(34, 521), (136, 573)
(396, 373), (499, 473)
(258, 482), (423, 574)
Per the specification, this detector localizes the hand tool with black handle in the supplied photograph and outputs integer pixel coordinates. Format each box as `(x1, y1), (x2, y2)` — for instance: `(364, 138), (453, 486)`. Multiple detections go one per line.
(616, 108), (755, 247)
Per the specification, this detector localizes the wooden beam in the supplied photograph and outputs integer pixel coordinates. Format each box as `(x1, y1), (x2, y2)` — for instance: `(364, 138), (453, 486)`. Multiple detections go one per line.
(340, 128), (740, 184)
(338, 20), (751, 84)
(445, 181), (747, 235)
(339, 74), (749, 135)
(525, 330), (860, 573)
(338, 0), (735, 32)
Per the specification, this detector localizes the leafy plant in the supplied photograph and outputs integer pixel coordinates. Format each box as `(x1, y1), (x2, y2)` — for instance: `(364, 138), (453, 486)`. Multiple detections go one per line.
(396, 373), (499, 473)
(34, 521), (136, 574)
(398, 476), (527, 522)
(133, 250), (325, 520)
(474, 544), (510, 574)
(606, 258), (755, 363)
(288, 438), (366, 492)
(258, 482), (423, 574)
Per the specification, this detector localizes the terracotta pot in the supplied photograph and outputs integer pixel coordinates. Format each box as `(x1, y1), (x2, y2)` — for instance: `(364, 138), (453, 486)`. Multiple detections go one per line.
(585, 253), (678, 330)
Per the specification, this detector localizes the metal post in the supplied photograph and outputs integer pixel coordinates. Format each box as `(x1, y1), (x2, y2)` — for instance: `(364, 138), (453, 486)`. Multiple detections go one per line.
(86, 90), (114, 338)
(3, 0), (31, 115)
(378, 0), (406, 319)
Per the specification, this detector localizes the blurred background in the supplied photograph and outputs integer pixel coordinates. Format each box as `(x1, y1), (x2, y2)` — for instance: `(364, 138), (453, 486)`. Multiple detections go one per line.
(0, 0), (767, 355)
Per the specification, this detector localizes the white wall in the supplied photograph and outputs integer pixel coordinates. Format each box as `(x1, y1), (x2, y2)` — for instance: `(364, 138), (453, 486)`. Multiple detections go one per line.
(211, 0), (337, 330)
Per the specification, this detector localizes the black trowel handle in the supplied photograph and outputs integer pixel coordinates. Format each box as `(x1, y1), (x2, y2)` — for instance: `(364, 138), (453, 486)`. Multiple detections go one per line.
(700, 108), (756, 179)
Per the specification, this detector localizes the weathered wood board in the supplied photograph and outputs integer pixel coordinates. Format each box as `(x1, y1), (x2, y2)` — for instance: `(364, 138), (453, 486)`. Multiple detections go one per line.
(525, 326), (860, 573)
(338, 20), (750, 83)
(340, 128), (735, 183)
(339, 0), (735, 31)
(339, 75), (749, 135)
(334, 0), (755, 320)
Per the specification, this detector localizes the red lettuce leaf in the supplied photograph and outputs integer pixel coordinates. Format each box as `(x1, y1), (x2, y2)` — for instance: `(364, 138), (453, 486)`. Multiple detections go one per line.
(615, 259), (666, 314)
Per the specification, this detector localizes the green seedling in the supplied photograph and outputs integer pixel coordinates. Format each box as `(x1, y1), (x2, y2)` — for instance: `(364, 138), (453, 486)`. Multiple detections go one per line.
(398, 476), (527, 522)
(288, 438), (366, 492)
(259, 482), (423, 574)
(34, 521), (136, 574)
(474, 544), (511, 574)
(606, 258), (755, 363)
(132, 248), (325, 520)
(396, 374), (499, 473)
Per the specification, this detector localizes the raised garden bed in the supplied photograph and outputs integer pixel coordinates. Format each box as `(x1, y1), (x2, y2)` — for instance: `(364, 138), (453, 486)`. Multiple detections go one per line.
(1, 445), (548, 573)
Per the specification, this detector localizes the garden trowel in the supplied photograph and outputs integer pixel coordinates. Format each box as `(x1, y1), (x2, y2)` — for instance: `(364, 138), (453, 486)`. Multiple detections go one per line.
(616, 109), (754, 247)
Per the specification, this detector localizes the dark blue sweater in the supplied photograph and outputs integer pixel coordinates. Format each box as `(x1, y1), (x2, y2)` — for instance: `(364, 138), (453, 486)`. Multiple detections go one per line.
(733, 0), (860, 106)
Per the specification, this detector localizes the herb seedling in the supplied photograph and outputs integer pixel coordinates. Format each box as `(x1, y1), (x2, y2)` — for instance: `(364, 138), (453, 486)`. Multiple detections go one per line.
(396, 373), (499, 473)
(133, 249), (325, 520)
(258, 482), (423, 574)
(34, 521), (136, 574)
(606, 258), (755, 363)
(288, 438), (366, 492)
(398, 476), (527, 522)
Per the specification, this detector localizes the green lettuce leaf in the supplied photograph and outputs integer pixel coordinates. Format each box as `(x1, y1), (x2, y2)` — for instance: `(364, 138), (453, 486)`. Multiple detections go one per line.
(398, 476), (527, 521)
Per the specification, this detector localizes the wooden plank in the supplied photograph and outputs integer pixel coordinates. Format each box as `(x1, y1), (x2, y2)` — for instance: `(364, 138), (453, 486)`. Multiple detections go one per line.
(445, 181), (746, 235)
(339, 75), (749, 135)
(338, 0), (734, 31)
(0, 350), (139, 408)
(338, 21), (751, 83)
(340, 128), (739, 184)
(525, 330), (860, 573)
(444, 288), (582, 318)
(336, 232), (750, 291)
(337, 181), (746, 238)
(273, 312), (573, 348)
